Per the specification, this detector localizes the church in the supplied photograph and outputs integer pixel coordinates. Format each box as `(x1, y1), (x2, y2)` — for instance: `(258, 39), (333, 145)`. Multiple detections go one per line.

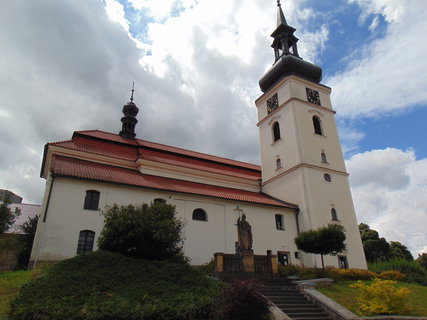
(30, 3), (367, 269)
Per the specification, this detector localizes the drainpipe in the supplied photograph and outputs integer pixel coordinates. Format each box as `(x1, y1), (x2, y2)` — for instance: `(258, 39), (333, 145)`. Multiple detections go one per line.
(33, 173), (55, 269)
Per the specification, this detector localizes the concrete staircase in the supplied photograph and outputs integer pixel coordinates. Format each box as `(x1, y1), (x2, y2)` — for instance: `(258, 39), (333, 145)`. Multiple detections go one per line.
(262, 279), (333, 320)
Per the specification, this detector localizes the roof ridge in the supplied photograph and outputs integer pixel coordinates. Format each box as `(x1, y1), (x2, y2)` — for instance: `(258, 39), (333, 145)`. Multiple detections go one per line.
(75, 129), (261, 171)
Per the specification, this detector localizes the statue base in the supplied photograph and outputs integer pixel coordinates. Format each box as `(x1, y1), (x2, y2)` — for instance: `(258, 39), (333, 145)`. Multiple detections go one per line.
(214, 252), (278, 279)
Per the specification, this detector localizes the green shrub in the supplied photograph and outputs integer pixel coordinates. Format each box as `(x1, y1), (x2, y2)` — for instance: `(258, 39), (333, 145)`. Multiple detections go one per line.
(11, 251), (221, 320)
(278, 264), (301, 277)
(198, 259), (215, 276)
(98, 203), (187, 263)
(406, 273), (427, 286)
(350, 278), (410, 315)
(369, 258), (426, 276)
(213, 278), (270, 320)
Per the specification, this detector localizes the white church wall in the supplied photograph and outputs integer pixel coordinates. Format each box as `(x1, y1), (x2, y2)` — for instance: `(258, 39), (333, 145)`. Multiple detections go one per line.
(31, 176), (301, 266)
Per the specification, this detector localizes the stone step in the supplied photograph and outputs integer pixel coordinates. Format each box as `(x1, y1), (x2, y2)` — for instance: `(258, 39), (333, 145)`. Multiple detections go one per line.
(276, 303), (316, 308)
(281, 307), (323, 313)
(286, 316), (332, 320)
(262, 287), (299, 291)
(279, 305), (319, 309)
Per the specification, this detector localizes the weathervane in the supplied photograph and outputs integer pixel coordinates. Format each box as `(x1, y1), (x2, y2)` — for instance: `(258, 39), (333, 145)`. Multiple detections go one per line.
(277, 0), (281, 7)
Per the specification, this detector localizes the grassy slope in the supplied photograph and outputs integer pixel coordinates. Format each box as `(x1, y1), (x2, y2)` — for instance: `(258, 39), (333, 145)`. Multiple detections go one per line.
(10, 251), (220, 320)
(317, 280), (427, 317)
(0, 270), (33, 319)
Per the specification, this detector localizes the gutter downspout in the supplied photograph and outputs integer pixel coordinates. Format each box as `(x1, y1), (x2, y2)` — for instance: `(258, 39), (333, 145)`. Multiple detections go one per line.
(33, 173), (55, 269)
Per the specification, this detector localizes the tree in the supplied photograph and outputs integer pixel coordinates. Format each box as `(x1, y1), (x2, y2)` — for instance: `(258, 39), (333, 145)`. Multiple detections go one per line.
(388, 241), (413, 261)
(294, 224), (346, 268)
(18, 214), (40, 268)
(416, 253), (427, 269)
(0, 192), (20, 234)
(97, 202), (187, 263)
(359, 223), (390, 262)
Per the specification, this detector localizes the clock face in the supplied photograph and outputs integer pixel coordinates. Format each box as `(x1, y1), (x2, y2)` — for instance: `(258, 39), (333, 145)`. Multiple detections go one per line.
(267, 93), (279, 114)
(306, 88), (321, 105)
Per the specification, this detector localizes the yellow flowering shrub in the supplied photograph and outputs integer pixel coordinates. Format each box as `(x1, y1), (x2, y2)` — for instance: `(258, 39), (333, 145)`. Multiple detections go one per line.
(329, 268), (377, 280)
(350, 278), (410, 315)
(378, 270), (406, 281)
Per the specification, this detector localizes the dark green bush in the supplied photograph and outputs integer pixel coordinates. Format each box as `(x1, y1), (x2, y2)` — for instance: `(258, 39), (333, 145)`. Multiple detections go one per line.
(11, 251), (221, 320)
(98, 203), (187, 263)
(369, 258), (426, 276)
(213, 278), (270, 320)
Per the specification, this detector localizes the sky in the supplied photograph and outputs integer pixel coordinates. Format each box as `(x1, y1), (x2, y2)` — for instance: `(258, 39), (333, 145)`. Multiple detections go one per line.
(0, 0), (426, 256)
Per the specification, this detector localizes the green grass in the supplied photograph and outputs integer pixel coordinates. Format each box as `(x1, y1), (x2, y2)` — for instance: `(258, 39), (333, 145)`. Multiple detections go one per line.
(0, 270), (33, 319)
(317, 280), (427, 317)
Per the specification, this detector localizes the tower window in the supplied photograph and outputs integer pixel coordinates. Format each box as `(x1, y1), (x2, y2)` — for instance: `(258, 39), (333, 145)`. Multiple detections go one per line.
(276, 158), (282, 169)
(84, 190), (100, 210)
(312, 116), (323, 135)
(77, 230), (95, 254)
(272, 122), (281, 142)
(192, 208), (207, 221)
(324, 173), (331, 182)
(331, 208), (338, 221)
(275, 214), (284, 230)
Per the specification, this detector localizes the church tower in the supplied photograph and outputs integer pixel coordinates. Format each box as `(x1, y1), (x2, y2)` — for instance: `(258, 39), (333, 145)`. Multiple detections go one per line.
(256, 2), (367, 269)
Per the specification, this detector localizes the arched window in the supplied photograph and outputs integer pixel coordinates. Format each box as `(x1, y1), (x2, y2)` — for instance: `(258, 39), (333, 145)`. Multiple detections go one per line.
(321, 151), (328, 163)
(84, 190), (100, 210)
(331, 208), (338, 221)
(272, 122), (281, 142)
(312, 116), (323, 135)
(154, 198), (166, 204)
(77, 230), (95, 254)
(276, 158), (282, 169)
(324, 173), (331, 182)
(192, 208), (207, 221)
(275, 214), (284, 230)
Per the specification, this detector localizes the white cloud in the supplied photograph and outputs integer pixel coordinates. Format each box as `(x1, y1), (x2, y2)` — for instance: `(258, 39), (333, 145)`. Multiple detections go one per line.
(347, 148), (427, 255)
(328, 0), (427, 118)
(348, 0), (406, 23)
(104, 0), (129, 31)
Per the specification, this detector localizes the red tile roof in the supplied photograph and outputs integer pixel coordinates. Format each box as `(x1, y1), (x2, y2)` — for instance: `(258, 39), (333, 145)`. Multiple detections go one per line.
(50, 136), (139, 161)
(139, 149), (260, 180)
(51, 156), (296, 209)
(75, 130), (261, 171)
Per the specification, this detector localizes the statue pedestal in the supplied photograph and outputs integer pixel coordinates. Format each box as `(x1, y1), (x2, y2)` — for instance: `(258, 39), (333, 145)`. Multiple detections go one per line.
(214, 252), (278, 279)
(242, 253), (255, 273)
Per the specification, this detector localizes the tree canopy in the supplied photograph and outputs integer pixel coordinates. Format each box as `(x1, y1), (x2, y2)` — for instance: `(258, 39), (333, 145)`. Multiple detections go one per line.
(97, 202), (187, 263)
(294, 224), (346, 268)
(0, 192), (20, 234)
(358, 223), (413, 262)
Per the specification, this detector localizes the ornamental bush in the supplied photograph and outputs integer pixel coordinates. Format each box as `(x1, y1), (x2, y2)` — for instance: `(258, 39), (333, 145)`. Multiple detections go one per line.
(213, 278), (270, 320)
(98, 203), (187, 263)
(350, 278), (410, 315)
(378, 270), (406, 281)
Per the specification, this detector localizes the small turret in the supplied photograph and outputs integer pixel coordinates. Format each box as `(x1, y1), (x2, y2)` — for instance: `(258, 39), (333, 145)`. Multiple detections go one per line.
(119, 83), (139, 139)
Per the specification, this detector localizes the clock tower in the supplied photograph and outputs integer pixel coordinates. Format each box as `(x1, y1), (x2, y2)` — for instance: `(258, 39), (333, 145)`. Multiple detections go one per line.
(256, 2), (367, 269)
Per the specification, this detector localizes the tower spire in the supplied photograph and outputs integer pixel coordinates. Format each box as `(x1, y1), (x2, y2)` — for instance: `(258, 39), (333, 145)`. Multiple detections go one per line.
(277, 0), (287, 27)
(258, 1), (322, 92)
(119, 83), (139, 139)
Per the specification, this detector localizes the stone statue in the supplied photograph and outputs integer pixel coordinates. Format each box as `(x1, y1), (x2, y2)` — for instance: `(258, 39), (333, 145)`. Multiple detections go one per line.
(237, 213), (253, 254)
